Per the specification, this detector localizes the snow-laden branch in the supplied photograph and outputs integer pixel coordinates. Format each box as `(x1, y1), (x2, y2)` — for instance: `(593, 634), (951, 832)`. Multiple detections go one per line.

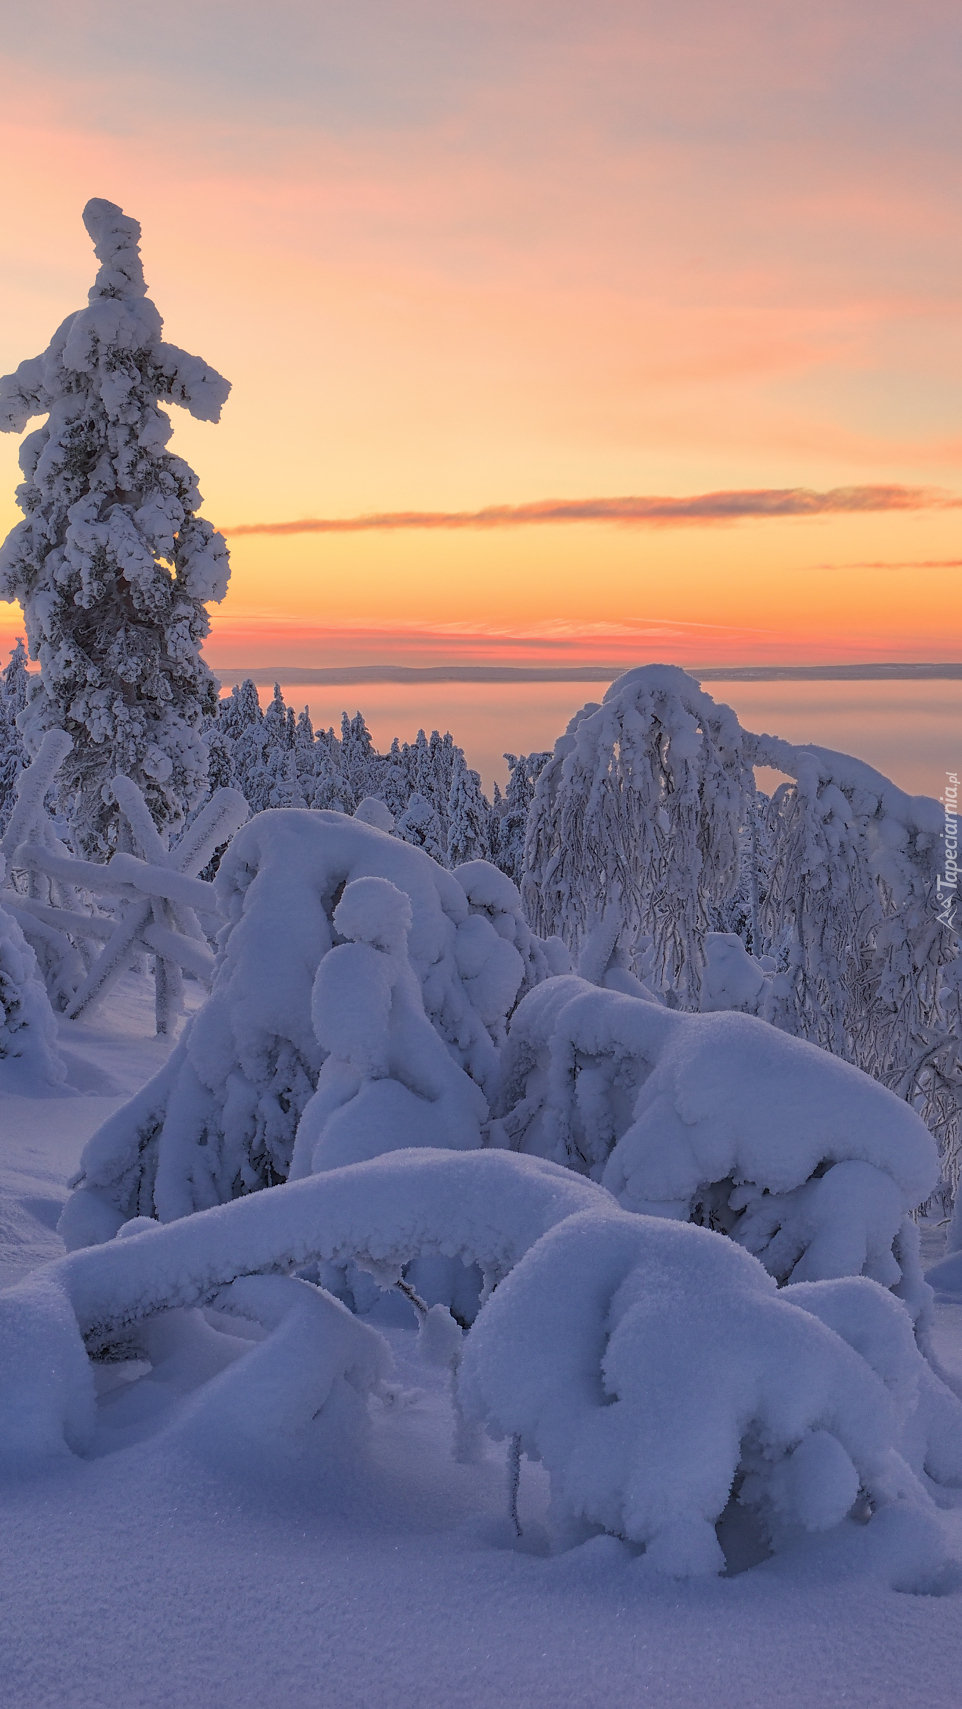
(59, 1151), (606, 1346)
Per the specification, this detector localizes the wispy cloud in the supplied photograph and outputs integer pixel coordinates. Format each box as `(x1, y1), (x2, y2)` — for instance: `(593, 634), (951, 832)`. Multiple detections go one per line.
(221, 485), (960, 536)
(841, 559), (962, 570)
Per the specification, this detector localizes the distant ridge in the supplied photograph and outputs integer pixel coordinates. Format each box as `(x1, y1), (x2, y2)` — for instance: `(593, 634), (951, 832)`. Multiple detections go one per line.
(212, 663), (962, 687)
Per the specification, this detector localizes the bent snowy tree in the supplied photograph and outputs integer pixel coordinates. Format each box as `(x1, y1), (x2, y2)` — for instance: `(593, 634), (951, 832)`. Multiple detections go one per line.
(0, 198), (232, 855)
(495, 975), (938, 1317)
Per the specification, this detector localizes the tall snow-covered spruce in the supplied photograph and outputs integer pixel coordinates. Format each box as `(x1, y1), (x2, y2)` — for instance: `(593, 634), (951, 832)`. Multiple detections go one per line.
(0, 199), (231, 856)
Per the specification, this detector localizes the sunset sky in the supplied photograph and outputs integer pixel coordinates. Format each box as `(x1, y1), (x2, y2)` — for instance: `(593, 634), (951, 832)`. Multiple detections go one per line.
(1, 0), (960, 671)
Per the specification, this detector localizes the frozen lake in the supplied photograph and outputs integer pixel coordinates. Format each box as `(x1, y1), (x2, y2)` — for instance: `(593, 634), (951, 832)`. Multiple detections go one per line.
(256, 678), (961, 802)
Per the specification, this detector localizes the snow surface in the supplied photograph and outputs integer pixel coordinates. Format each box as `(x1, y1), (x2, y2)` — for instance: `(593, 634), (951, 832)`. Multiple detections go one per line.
(1, 982), (962, 1705)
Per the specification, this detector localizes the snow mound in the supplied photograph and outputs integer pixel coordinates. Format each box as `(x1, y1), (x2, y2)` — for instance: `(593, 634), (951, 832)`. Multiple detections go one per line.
(172, 1274), (392, 1460)
(496, 976), (937, 1302)
(61, 813), (546, 1237)
(459, 1207), (956, 1575)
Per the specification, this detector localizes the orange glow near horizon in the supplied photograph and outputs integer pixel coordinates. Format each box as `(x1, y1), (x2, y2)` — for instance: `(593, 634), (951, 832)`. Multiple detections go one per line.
(0, 2), (959, 672)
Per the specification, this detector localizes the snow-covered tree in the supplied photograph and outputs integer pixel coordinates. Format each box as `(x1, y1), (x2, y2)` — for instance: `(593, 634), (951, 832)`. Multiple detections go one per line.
(0, 198), (231, 857)
(0, 893), (65, 1087)
(522, 665), (962, 1193)
(523, 666), (751, 1004)
(216, 679), (269, 810)
(205, 685), (503, 863)
(60, 812), (539, 1236)
(447, 758), (490, 866)
(395, 792), (446, 863)
(496, 751), (550, 885)
(495, 975), (937, 1318)
(339, 712), (376, 810)
(749, 734), (962, 1190)
(268, 751), (306, 809)
(291, 706), (318, 799)
(0, 639), (29, 834)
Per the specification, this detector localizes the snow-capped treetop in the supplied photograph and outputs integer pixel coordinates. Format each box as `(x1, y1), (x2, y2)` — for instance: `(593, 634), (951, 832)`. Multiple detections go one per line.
(1, 200), (230, 439)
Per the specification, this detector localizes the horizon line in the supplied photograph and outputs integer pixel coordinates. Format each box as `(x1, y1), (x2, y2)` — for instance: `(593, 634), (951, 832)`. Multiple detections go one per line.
(211, 662), (962, 686)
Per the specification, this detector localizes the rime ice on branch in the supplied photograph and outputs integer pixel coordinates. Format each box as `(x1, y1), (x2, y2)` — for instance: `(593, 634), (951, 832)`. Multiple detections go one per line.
(0, 199), (231, 856)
